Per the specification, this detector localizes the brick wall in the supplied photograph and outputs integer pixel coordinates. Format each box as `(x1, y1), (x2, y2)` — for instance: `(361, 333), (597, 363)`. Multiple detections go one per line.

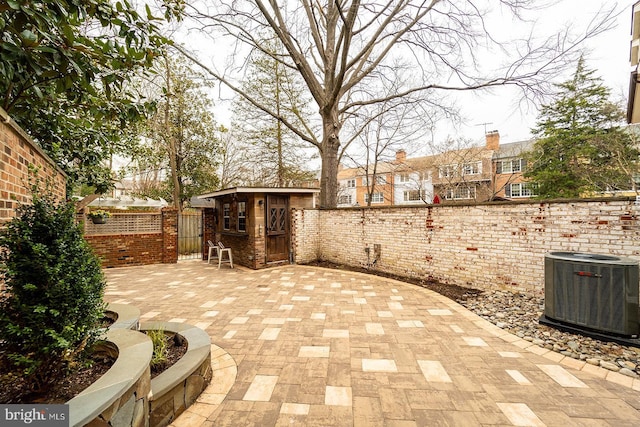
(291, 208), (321, 262)
(85, 233), (164, 267)
(292, 198), (640, 295)
(85, 208), (178, 268)
(162, 208), (178, 264)
(0, 107), (66, 223)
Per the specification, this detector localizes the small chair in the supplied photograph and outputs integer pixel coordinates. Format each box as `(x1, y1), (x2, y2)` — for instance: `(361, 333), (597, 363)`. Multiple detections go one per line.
(217, 241), (234, 269)
(207, 240), (219, 264)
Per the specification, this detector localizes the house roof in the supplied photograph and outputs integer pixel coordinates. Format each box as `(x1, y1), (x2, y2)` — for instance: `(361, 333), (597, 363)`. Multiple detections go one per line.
(197, 186), (320, 199)
(494, 139), (536, 159)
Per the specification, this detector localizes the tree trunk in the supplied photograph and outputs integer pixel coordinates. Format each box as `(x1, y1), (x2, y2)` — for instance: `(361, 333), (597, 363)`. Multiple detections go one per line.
(319, 109), (341, 208)
(275, 63), (284, 187)
(164, 55), (182, 212)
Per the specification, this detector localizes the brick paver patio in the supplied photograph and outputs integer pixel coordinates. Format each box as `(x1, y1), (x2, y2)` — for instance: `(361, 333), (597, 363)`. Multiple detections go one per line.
(104, 261), (640, 426)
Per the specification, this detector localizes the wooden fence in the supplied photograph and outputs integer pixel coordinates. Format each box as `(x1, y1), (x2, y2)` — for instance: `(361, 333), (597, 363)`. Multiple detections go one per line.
(178, 211), (203, 259)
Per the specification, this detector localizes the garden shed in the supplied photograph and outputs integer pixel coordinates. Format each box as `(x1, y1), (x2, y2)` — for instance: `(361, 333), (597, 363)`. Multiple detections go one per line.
(196, 187), (319, 269)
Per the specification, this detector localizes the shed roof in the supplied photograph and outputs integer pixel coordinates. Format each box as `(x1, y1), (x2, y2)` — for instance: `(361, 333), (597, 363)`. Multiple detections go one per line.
(197, 186), (320, 199)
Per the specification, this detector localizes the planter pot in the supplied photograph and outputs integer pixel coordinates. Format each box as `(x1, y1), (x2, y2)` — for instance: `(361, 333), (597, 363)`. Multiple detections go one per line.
(141, 322), (212, 427)
(91, 216), (107, 224)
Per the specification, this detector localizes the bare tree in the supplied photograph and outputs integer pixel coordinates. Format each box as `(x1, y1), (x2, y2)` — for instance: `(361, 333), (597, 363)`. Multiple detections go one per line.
(176, 1), (616, 207)
(218, 127), (250, 188)
(423, 138), (494, 202)
(343, 94), (432, 206)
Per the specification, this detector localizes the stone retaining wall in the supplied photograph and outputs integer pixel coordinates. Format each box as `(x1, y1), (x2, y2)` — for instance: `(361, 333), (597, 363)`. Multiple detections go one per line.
(292, 198), (640, 294)
(70, 314), (212, 426)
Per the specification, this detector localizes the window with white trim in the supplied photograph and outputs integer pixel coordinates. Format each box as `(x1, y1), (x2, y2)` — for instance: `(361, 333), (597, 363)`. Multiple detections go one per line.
(223, 203), (230, 230)
(364, 192), (384, 203)
(497, 159), (523, 174)
(237, 201), (246, 232)
(338, 194), (353, 205)
(444, 186), (475, 200)
(403, 190), (425, 201)
(507, 182), (537, 198)
(399, 173), (410, 183)
(439, 165), (456, 178)
(346, 179), (356, 188)
(462, 161), (481, 175)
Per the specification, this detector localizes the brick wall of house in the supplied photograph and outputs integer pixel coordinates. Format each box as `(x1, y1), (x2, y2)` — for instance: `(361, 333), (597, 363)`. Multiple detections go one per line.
(292, 198), (640, 295)
(0, 107), (66, 224)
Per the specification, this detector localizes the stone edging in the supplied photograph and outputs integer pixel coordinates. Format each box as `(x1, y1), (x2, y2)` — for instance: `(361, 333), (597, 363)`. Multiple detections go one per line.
(161, 344), (237, 426)
(107, 302), (141, 330)
(67, 328), (152, 427)
(67, 318), (217, 426)
(141, 321), (213, 427)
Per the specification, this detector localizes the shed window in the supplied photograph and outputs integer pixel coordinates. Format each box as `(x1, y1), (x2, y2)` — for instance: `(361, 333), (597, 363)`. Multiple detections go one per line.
(223, 203), (230, 230)
(238, 201), (246, 232)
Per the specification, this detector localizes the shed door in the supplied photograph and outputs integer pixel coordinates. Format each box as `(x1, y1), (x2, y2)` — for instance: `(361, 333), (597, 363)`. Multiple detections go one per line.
(266, 195), (289, 262)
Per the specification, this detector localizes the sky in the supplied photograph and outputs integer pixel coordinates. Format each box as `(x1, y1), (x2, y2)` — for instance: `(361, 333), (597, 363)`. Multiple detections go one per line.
(451, 0), (634, 147)
(177, 1), (635, 157)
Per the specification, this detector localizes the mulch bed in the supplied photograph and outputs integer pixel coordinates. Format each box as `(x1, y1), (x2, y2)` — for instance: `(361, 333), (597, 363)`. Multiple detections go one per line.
(149, 333), (188, 380)
(0, 330), (187, 404)
(0, 352), (115, 404)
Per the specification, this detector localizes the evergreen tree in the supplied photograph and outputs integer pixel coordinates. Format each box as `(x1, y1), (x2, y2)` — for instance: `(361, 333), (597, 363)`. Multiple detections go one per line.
(0, 181), (106, 396)
(232, 38), (316, 187)
(525, 57), (639, 198)
(130, 55), (220, 209)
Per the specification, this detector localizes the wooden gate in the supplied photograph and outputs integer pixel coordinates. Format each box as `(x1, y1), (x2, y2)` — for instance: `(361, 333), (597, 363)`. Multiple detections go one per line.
(178, 210), (203, 260)
(266, 195), (289, 263)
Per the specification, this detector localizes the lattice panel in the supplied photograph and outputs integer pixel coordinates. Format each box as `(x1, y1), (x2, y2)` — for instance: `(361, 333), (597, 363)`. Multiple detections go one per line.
(278, 208), (286, 231)
(84, 213), (162, 236)
(270, 208), (278, 231)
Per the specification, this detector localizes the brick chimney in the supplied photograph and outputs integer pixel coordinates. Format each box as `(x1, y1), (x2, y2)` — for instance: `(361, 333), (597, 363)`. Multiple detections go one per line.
(395, 150), (407, 163)
(485, 130), (500, 150)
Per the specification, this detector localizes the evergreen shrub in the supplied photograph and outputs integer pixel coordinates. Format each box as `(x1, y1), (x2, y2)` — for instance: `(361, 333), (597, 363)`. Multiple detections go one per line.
(0, 185), (106, 391)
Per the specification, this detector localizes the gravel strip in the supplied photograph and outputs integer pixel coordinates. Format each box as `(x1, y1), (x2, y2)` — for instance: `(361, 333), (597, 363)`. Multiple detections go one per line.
(459, 290), (640, 378)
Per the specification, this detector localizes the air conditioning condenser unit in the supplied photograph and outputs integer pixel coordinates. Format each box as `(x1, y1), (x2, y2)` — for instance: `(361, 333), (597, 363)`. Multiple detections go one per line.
(543, 252), (639, 337)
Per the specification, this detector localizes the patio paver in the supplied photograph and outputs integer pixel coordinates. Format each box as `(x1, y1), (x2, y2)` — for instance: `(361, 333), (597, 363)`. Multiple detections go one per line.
(104, 261), (640, 426)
